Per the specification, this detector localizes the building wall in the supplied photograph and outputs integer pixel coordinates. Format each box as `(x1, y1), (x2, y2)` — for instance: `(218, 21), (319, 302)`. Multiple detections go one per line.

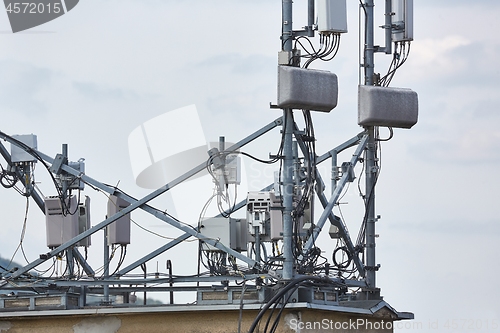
(0, 308), (395, 333)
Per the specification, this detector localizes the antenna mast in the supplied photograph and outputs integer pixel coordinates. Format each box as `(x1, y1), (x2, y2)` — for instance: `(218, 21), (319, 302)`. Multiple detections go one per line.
(362, 0), (378, 290)
(281, 0), (295, 281)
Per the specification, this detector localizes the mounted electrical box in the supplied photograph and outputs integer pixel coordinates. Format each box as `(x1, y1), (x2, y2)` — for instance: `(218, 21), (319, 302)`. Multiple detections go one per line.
(328, 215), (343, 239)
(278, 49), (300, 66)
(45, 195), (79, 248)
(55, 159), (85, 191)
(207, 149), (241, 187)
(77, 196), (91, 247)
(224, 154), (241, 185)
(392, 0), (413, 42)
(277, 66), (338, 112)
(315, 0), (348, 34)
(69, 160), (85, 190)
(200, 217), (248, 252)
(10, 134), (37, 164)
(247, 192), (282, 241)
(358, 85), (418, 129)
(200, 217), (231, 251)
(107, 195), (131, 245)
(329, 225), (340, 239)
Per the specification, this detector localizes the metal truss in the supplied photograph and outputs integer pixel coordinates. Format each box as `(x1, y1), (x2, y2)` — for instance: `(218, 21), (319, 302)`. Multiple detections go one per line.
(0, 113), (371, 300)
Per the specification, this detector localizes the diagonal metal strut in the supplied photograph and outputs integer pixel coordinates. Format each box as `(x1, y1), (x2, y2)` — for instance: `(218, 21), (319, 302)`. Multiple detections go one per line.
(7, 117), (283, 278)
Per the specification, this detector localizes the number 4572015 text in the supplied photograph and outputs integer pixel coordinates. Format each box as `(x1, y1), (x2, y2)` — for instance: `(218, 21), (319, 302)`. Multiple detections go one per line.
(6, 2), (62, 14)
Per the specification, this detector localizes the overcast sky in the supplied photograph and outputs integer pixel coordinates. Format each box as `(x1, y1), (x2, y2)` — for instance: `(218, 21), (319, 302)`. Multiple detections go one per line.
(0, 1), (499, 332)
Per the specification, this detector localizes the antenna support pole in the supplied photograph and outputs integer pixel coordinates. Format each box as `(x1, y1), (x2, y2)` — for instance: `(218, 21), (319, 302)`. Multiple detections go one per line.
(281, 0), (294, 281)
(363, 0), (377, 290)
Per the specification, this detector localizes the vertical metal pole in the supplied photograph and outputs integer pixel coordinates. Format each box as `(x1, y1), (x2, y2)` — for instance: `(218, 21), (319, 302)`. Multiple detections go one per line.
(281, 0), (295, 281)
(331, 151), (338, 196)
(141, 263), (147, 305)
(254, 227), (261, 263)
(364, 0), (375, 86)
(61, 144), (75, 278)
(282, 110), (294, 281)
(79, 285), (86, 307)
(218, 136), (229, 269)
(385, 0), (393, 54)
(292, 142), (299, 188)
(365, 128), (377, 289)
(66, 249), (74, 278)
(167, 260), (174, 304)
(363, 0), (377, 289)
(219, 136), (225, 152)
(219, 136), (226, 189)
(307, 0), (315, 37)
(61, 144), (68, 200)
(103, 228), (110, 304)
(282, 0), (293, 51)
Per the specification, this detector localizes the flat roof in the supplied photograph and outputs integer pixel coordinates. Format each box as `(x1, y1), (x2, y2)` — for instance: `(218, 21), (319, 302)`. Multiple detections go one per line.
(0, 301), (413, 320)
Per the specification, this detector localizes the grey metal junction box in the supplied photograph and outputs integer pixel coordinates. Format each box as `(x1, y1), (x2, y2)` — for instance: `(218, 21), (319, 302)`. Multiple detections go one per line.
(315, 0), (348, 34)
(277, 66), (338, 112)
(45, 195), (79, 248)
(358, 85), (418, 129)
(10, 134), (37, 163)
(107, 195), (131, 245)
(200, 217), (249, 252)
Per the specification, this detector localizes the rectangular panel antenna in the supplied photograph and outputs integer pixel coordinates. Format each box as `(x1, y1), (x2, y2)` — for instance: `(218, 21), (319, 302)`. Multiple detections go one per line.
(358, 85), (418, 129)
(315, 0), (348, 34)
(277, 66), (338, 112)
(10, 134), (37, 163)
(392, 0), (413, 42)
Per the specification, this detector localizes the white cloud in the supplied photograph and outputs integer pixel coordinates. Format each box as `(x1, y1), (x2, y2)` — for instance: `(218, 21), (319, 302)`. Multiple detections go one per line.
(409, 36), (471, 78)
